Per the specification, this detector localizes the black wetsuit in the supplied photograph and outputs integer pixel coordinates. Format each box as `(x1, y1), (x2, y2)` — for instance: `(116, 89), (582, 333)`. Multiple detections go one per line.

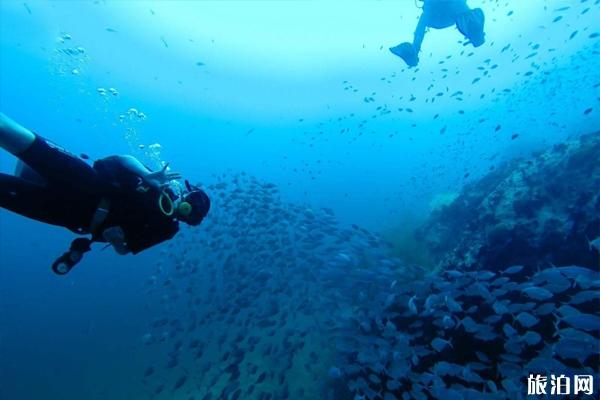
(0, 134), (178, 254)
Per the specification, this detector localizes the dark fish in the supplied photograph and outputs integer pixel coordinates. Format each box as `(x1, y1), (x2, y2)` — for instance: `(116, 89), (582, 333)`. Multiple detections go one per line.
(560, 313), (600, 331)
(160, 36), (169, 48)
(143, 366), (154, 378)
(165, 356), (178, 368)
(173, 375), (187, 391)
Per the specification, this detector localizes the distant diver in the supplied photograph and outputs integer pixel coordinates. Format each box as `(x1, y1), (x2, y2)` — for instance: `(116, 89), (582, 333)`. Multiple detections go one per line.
(0, 113), (210, 275)
(390, 0), (485, 66)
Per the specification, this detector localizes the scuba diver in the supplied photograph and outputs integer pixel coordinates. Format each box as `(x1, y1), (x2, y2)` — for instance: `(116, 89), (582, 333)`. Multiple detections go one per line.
(0, 113), (210, 275)
(390, 0), (485, 67)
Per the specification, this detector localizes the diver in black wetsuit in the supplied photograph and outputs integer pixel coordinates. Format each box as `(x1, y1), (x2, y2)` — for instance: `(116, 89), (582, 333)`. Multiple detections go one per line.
(0, 113), (210, 274)
(389, 0), (485, 67)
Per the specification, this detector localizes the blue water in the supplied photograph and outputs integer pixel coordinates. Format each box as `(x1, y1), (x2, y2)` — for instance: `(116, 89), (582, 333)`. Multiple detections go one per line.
(1, 1), (599, 400)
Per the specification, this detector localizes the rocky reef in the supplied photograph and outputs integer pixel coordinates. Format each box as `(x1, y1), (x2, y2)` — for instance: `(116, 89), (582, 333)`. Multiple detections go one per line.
(324, 133), (600, 400)
(418, 131), (600, 271)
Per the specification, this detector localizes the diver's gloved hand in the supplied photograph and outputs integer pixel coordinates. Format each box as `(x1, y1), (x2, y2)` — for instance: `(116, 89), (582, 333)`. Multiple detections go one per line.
(144, 163), (181, 189)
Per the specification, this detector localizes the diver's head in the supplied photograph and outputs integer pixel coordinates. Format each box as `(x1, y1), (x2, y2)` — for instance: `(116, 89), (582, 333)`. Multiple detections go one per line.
(177, 180), (210, 226)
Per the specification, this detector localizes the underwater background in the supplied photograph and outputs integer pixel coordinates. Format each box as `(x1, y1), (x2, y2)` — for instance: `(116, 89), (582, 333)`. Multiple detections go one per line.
(0, 1), (599, 399)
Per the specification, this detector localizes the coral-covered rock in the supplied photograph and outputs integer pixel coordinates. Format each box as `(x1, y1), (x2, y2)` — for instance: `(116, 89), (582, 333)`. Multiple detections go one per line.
(418, 132), (600, 271)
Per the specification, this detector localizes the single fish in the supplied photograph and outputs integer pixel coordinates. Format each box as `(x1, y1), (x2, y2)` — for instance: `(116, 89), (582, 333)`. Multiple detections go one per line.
(534, 302), (556, 316)
(476, 270), (495, 280)
(553, 337), (596, 363)
(587, 235), (600, 252)
(504, 338), (523, 354)
(557, 304), (581, 317)
(522, 286), (554, 301)
(475, 351), (491, 363)
(445, 296), (463, 313)
(431, 337), (452, 352)
(515, 312), (539, 328)
(569, 290), (600, 305)
(328, 366), (342, 379)
(408, 295), (418, 314)
(559, 313), (600, 331)
(502, 323), (518, 337)
(441, 315), (455, 329)
(474, 327), (498, 341)
(502, 265), (523, 275)
(498, 362), (521, 379)
(160, 36), (169, 48)
(493, 300), (510, 314)
(432, 361), (461, 377)
(461, 367), (485, 383)
(519, 331), (542, 346)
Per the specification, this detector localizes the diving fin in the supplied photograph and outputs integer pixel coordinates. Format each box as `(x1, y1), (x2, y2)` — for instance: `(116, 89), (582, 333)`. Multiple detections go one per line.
(389, 42), (419, 67)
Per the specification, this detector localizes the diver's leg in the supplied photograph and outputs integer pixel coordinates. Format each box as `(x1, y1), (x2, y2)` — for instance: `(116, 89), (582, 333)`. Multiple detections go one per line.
(1, 172), (100, 235)
(0, 113), (36, 155)
(0, 174), (96, 275)
(1, 113), (100, 192)
(456, 7), (485, 47)
(390, 13), (424, 66)
(0, 173), (67, 226)
(412, 13), (427, 54)
(16, 135), (100, 194)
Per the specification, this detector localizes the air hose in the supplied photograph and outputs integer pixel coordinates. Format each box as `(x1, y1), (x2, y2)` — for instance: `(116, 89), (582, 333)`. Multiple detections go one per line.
(158, 190), (175, 216)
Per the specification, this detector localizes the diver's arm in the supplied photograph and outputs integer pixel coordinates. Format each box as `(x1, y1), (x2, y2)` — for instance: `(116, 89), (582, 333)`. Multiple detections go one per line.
(115, 155), (180, 189)
(413, 12), (428, 53)
(0, 113), (36, 155)
(114, 155), (152, 177)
